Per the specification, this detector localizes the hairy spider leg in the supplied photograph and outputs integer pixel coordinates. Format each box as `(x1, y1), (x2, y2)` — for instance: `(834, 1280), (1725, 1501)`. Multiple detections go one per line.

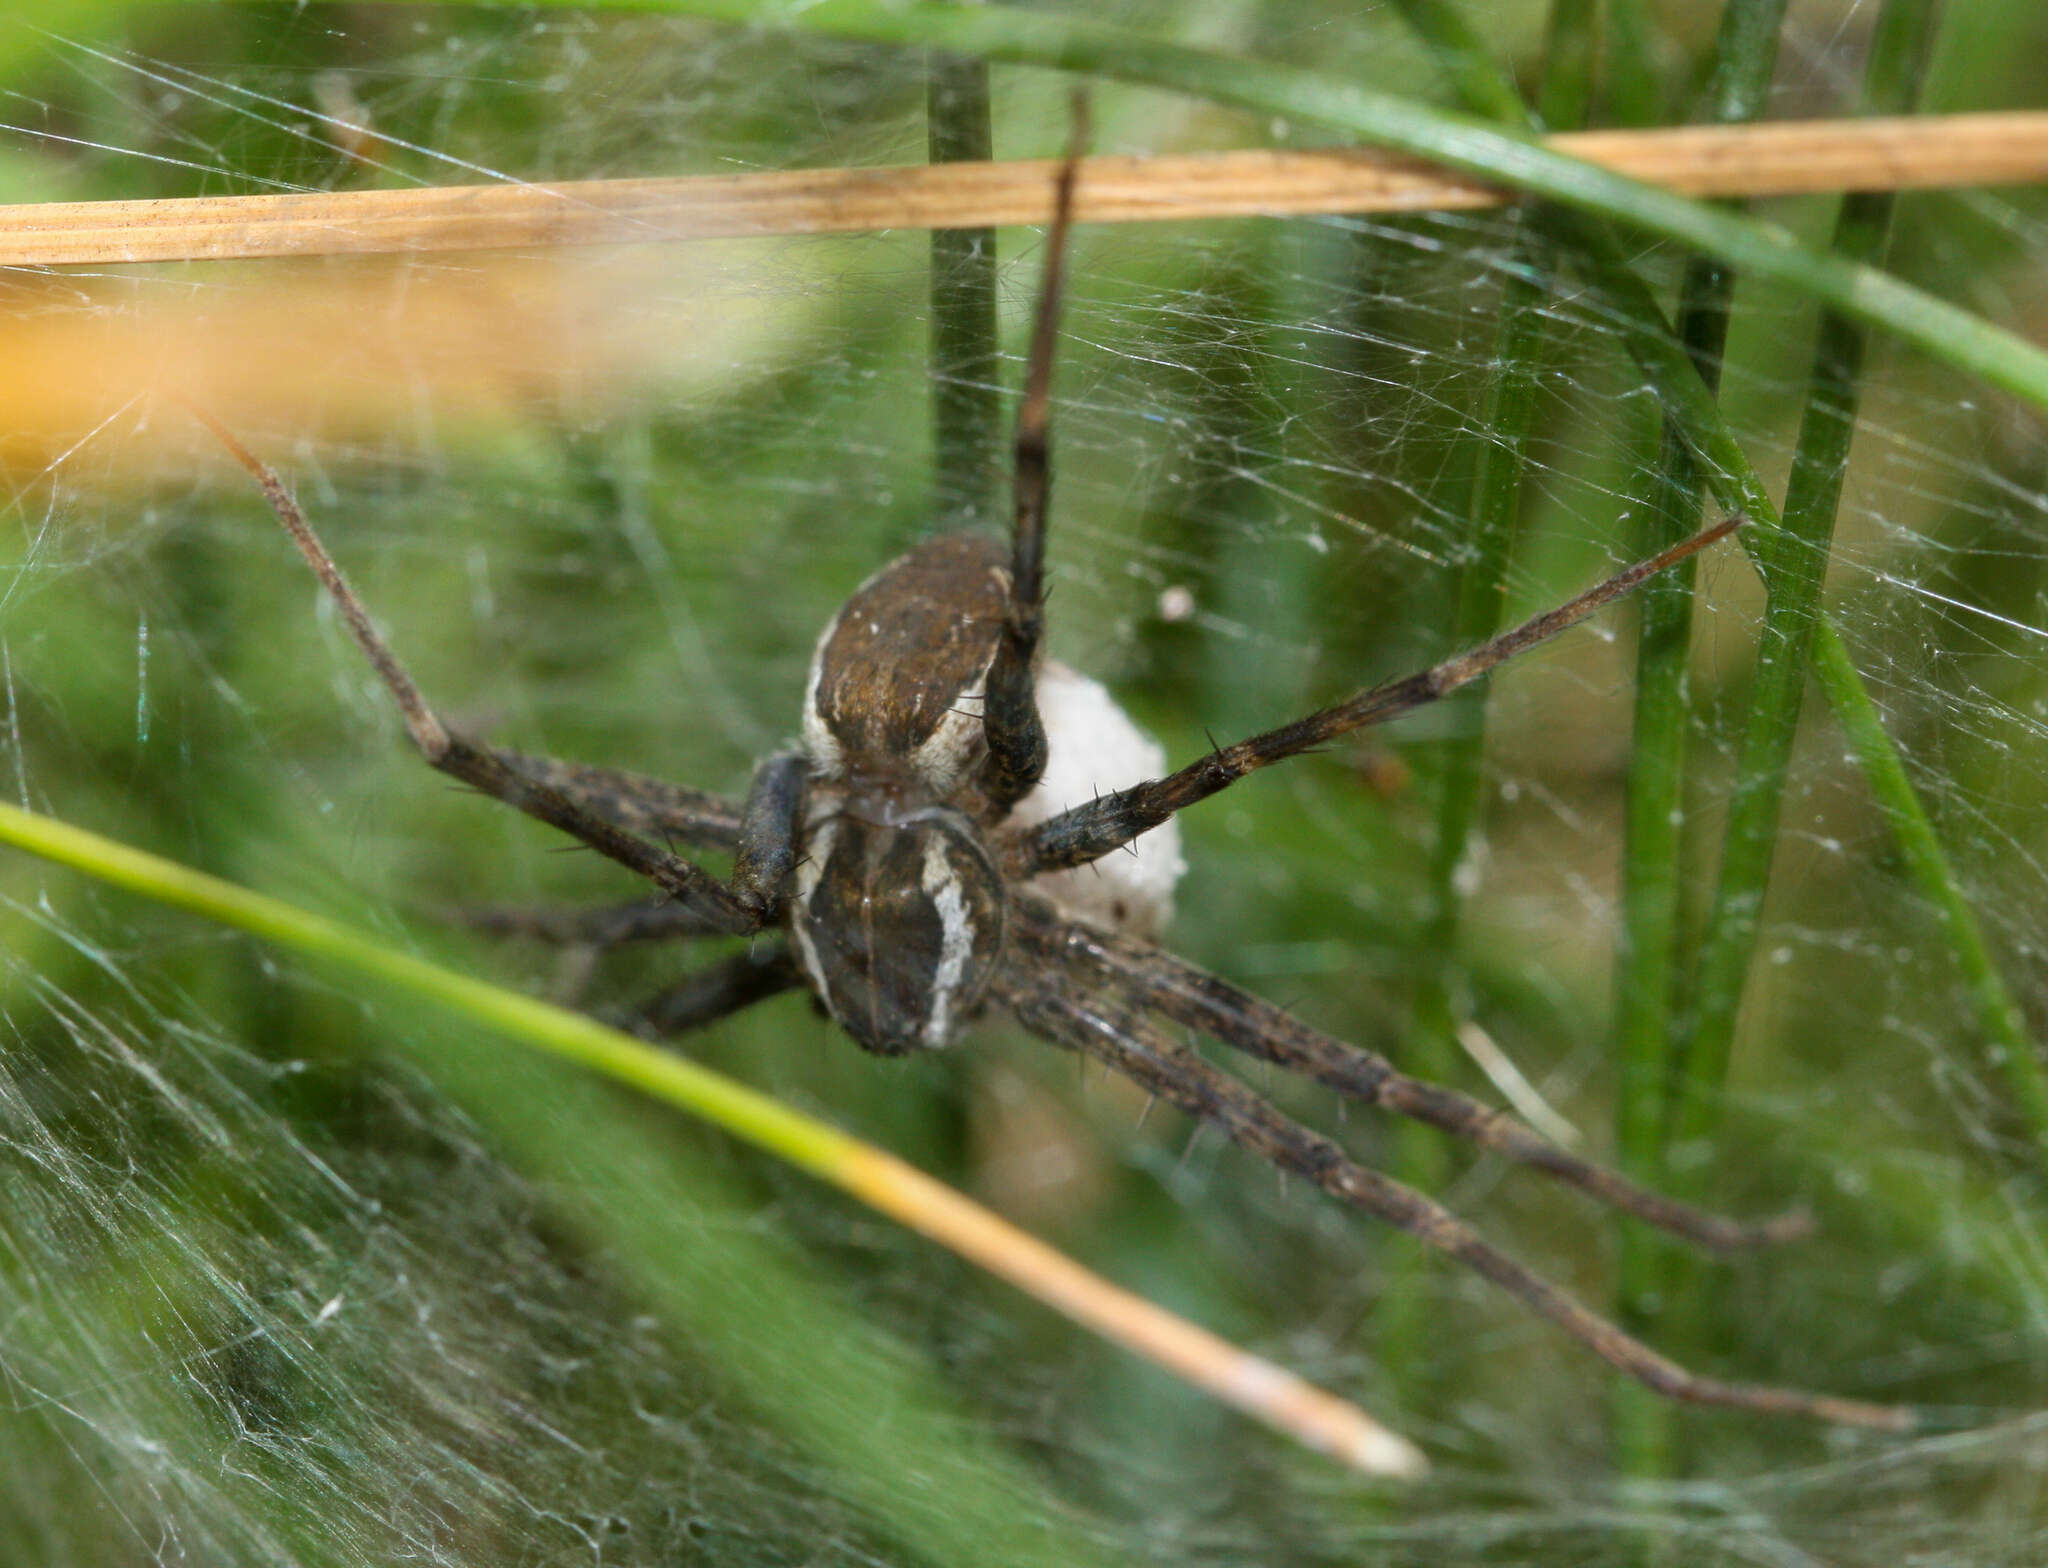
(614, 946), (803, 1040)
(445, 762), (751, 946)
(1014, 898), (1807, 1254)
(1010, 513), (1745, 878)
(492, 754), (745, 851)
(994, 954), (1914, 1432)
(980, 97), (1090, 812)
(197, 407), (804, 935)
(459, 897), (749, 946)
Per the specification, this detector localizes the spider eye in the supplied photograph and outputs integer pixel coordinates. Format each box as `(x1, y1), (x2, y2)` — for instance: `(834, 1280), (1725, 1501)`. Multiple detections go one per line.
(790, 812), (1005, 1055)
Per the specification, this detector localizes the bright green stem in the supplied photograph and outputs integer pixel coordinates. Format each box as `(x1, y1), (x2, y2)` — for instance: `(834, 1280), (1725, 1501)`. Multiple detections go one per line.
(1413, 268), (1547, 1006)
(1382, 258), (1548, 1391)
(1609, 254), (1734, 1485)
(360, 0), (2048, 417)
(1810, 642), (2048, 1155)
(1670, 287), (1867, 1144)
(1609, 0), (1786, 1489)
(927, 51), (1002, 535)
(1670, 0), (1947, 1158)
(0, 803), (1122, 1566)
(1608, 436), (1698, 1494)
(1612, 260), (1736, 1131)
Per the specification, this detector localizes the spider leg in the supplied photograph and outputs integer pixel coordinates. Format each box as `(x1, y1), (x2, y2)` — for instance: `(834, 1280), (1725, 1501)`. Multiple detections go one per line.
(612, 945), (802, 1039)
(457, 897), (797, 1013)
(493, 756), (742, 852)
(199, 409), (798, 935)
(980, 97), (1089, 813)
(993, 965), (1913, 1430)
(456, 896), (745, 946)
(1004, 513), (1744, 878)
(1013, 900), (1808, 1253)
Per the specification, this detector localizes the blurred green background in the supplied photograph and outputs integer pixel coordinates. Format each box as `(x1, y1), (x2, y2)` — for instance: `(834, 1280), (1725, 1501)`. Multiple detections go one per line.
(1, 2), (2046, 1564)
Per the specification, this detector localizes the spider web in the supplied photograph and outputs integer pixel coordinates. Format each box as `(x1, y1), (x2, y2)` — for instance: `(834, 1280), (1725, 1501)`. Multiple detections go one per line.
(2, 5), (2047, 1565)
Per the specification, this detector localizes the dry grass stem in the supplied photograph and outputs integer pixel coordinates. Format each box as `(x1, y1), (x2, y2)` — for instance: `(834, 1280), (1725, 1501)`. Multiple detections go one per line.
(2, 111), (2042, 267)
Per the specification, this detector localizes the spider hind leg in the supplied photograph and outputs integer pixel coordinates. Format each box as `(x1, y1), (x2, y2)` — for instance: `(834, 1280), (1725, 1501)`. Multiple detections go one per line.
(1016, 899), (1809, 1254)
(993, 949), (1910, 1431)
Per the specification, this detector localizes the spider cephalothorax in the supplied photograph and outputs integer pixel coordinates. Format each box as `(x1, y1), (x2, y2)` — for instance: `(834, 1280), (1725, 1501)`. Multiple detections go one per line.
(204, 123), (1921, 1440)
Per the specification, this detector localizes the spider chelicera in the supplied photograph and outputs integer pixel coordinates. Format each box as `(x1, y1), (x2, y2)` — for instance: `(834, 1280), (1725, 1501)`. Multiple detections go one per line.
(201, 137), (1914, 1435)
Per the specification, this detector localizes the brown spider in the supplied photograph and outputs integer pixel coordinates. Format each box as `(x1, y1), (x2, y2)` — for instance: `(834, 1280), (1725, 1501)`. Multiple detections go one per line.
(198, 136), (1913, 1435)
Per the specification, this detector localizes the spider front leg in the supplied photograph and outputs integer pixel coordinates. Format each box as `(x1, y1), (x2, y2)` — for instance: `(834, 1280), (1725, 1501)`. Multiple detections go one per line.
(1005, 513), (1744, 876)
(992, 962), (1913, 1431)
(199, 410), (802, 935)
(980, 101), (1086, 812)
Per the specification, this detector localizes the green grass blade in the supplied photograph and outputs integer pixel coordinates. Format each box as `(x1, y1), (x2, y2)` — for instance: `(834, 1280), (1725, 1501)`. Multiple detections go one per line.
(355, 0), (2048, 416)
(1671, 0), (2033, 1155)
(1809, 631), (2048, 1154)
(927, 50), (1002, 537)
(0, 799), (1424, 1489)
(1609, 0), (1787, 1482)
(1382, 255), (1548, 1396)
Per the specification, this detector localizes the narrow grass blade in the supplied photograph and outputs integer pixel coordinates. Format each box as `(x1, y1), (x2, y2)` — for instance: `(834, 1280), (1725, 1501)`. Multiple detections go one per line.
(0, 799), (1426, 1480)
(927, 51), (1002, 537)
(1611, 0), (1789, 1484)
(372, 0), (2048, 417)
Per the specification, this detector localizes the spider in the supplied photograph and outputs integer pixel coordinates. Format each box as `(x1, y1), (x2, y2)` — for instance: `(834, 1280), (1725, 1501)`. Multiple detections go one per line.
(199, 135), (1914, 1437)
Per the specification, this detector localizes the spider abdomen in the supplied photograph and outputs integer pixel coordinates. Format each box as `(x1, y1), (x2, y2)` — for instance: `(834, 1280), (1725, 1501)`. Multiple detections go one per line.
(1013, 661), (1186, 938)
(787, 804), (1006, 1055)
(801, 532), (1011, 792)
